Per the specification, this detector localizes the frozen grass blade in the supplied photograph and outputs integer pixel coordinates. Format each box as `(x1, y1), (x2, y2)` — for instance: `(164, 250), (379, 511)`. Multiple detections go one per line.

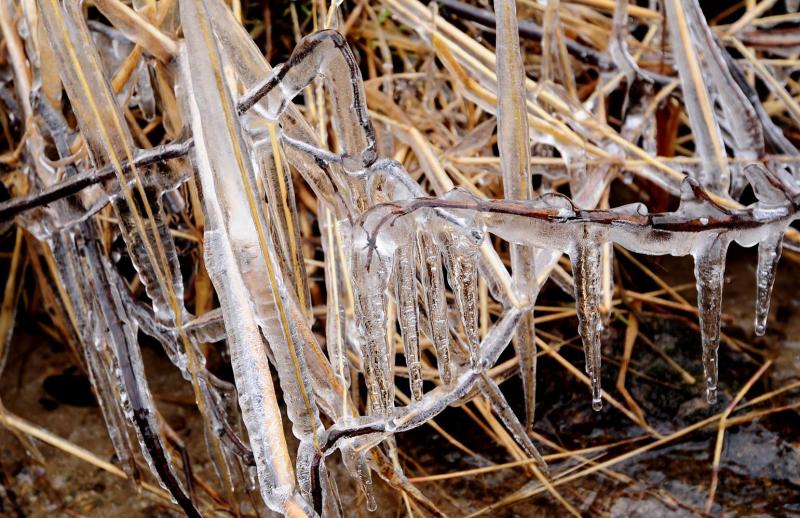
(664, 0), (731, 193)
(493, 0), (539, 430)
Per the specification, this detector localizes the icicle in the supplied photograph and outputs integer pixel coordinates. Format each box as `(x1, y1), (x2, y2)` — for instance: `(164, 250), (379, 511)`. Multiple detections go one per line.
(755, 232), (783, 336)
(442, 231), (481, 368)
(692, 236), (730, 404)
(351, 202), (419, 412)
(342, 444), (377, 512)
(352, 247), (394, 413)
(317, 459), (343, 518)
(741, 163), (793, 336)
(394, 243), (423, 401)
(569, 228), (604, 411)
(416, 232), (452, 385)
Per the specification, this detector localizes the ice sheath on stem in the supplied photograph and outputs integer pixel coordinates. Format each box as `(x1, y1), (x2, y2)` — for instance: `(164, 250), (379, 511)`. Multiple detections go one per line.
(664, 0), (730, 194)
(179, 0), (321, 513)
(36, 0), (209, 512)
(198, 4), (442, 509)
(493, 0), (538, 427)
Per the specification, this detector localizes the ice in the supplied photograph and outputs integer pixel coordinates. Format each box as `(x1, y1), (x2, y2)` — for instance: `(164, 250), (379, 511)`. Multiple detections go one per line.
(479, 373), (547, 470)
(179, 0), (315, 509)
(203, 0), (355, 219)
(253, 125), (312, 316)
(442, 231), (482, 368)
(608, 0), (640, 82)
(36, 2), (207, 511)
(569, 232), (605, 411)
(10, 0), (800, 513)
(320, 205), (351, 398)
(22, 84), (144, 485)
(744, 163), (791, 336)
(493, 0), (538, 428)
(416, 232), (452, 385)
(692, 237), (729, 404)
(83, 236), (199, 515)
(239, 30), (376, 172)
(755, 232), (783, 336)
(394, 242), (423, 401)
(664, 0), (730, 193)
(352, 216), (395, 413)
(682, 0), (764, 197)
(343, 444), (377, 512)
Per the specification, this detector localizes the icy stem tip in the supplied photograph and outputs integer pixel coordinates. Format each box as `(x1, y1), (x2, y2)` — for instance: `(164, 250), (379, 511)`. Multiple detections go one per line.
(706, 385), (718, 405)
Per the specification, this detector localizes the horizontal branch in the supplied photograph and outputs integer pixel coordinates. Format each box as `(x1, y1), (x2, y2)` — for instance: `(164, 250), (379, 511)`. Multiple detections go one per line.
(0, 140), (193, 222)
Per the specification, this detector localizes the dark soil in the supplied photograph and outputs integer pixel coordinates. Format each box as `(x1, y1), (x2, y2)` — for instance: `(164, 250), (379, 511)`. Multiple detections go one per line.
(1, 250), (799, 517)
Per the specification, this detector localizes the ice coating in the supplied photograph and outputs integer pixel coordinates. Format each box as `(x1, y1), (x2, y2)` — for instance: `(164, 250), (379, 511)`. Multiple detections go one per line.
(253, 130), (312, 316)
(358, 173), (799, 410)
(36, 1), (207, 512)
(493, 0), (538, 429)
(320, 205), (351, 400)
(239, 30), (376, 172)
(664, 0), (730, 193)
(37, 0), (184, 325)
(6, 0), (800, 513)
(179, 0), (316, 510)
(28, 97), (143, 484)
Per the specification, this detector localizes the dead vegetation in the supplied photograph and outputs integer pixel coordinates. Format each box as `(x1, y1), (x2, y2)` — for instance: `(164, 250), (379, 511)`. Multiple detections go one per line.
(0, 0), (799, 516)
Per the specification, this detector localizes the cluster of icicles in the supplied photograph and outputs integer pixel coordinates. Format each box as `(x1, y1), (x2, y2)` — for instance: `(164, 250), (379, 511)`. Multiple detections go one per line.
(1, 0), (798, 515)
